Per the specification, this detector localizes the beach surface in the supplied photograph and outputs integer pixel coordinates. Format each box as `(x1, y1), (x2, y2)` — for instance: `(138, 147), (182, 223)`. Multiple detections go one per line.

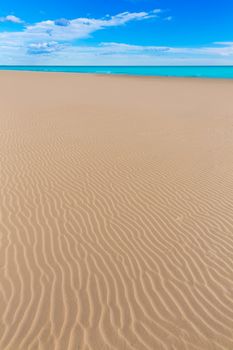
(1, 71), (233, 350)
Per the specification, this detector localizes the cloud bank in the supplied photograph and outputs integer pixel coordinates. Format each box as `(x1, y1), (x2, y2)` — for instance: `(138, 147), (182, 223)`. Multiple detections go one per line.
(0, 10), (233, 65)
(0, 10), (159, 51)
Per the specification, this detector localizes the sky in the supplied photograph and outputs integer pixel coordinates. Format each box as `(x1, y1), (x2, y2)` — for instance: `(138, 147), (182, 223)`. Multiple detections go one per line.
(0, 0), (233, 65)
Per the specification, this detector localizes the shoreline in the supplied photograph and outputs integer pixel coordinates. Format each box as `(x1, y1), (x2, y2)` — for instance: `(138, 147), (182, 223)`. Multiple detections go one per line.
(1, 66), (233, 81)
(1, 69), (233, 83)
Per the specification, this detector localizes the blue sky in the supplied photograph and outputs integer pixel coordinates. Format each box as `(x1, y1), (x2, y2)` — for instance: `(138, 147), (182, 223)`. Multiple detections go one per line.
(0, 0), (233, 65)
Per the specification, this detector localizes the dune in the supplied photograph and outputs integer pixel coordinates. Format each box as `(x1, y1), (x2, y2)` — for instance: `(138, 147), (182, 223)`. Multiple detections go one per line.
(0, 71), (233, 349)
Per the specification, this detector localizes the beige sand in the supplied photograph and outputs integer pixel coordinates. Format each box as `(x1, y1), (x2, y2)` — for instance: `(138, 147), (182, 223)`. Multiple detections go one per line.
(1, 72), (233, 350)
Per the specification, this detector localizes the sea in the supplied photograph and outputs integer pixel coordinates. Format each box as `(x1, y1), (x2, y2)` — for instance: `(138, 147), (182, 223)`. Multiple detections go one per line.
(1, 66), (233, 79)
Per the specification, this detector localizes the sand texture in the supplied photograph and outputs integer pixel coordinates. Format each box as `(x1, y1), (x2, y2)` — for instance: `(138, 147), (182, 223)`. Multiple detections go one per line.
(1, 72), (233, 350)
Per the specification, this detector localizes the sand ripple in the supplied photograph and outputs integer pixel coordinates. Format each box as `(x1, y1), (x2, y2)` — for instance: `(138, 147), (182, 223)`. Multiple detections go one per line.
(1, 72), (233, 349)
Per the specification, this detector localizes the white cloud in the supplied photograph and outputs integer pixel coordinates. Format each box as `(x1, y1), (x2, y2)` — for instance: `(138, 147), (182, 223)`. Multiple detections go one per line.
(0, 15), (23, 24)
(165, 16), (173, 21)
(152, 9), (162, 14)
(98, 42), (233, 57)
(27, 41), (63, 54)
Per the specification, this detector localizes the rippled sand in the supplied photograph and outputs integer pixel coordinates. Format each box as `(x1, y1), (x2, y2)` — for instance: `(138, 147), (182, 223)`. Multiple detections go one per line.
(1, 72), (233, 350)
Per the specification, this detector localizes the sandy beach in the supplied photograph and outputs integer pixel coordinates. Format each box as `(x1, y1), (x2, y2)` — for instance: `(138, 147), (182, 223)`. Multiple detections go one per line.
(1, 71), (233, 350)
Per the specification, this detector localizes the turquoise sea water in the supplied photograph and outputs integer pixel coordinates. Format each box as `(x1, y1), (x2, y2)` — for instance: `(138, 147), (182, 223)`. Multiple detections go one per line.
(1, 66), (233, 79)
